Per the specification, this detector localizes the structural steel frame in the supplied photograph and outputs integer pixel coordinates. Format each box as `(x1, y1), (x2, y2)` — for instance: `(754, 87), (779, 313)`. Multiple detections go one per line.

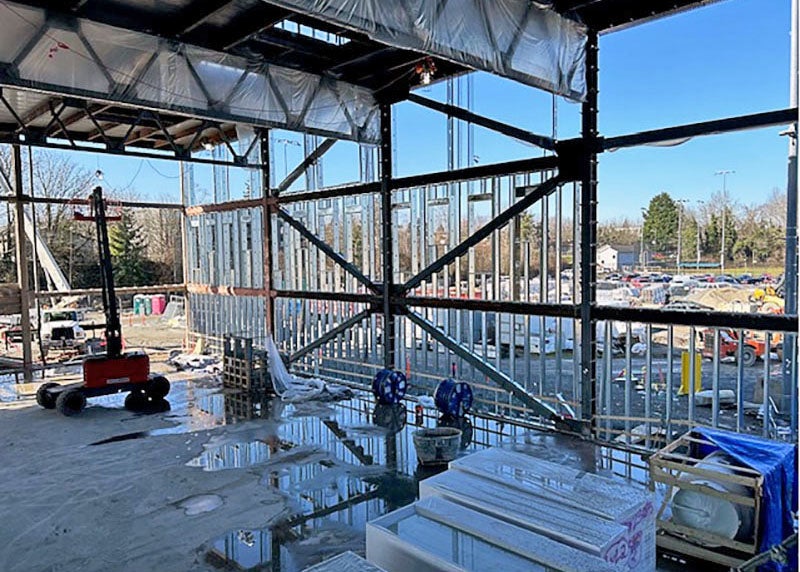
(1, 2), (797, 439)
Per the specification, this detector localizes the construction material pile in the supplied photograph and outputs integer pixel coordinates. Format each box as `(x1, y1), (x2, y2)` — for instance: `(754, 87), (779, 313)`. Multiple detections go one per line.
(686, 287), (754, 311)
(367, 447), (655, 571)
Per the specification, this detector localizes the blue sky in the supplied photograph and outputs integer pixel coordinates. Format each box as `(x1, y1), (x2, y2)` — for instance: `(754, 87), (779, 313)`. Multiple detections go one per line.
(67, 0), (792, 220)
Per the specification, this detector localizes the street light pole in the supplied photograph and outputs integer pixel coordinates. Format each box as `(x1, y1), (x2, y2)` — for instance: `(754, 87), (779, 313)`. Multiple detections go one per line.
(714, 170), (734, 273)
(696, 199), (704, 270)
(276, 138), (301, 182)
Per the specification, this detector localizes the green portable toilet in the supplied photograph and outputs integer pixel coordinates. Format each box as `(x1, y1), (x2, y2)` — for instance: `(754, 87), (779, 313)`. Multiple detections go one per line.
(133, 295), (144, 315)
(143, 296), (152, 315)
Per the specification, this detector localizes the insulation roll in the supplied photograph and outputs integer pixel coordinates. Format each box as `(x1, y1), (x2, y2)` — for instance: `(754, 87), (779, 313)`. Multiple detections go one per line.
(671, 451), (755, 543)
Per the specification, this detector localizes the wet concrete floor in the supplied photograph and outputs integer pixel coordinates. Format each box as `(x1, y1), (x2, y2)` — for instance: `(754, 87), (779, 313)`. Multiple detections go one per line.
(0, 371), (724, 571)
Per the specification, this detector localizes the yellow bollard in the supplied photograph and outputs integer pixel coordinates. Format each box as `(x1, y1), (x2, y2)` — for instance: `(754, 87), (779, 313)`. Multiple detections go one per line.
(679, 351), (702, 395)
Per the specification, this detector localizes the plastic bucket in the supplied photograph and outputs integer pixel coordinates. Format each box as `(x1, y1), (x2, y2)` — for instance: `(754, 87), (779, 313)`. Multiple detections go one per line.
(372, 368), (408, 405)
(412, 427), (462, 465)
(434, 378), (473, 417)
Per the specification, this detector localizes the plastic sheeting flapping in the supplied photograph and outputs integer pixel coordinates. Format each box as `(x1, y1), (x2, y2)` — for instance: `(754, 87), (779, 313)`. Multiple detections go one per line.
(0, 0), (380, 142)
(261, 0), (587, 100)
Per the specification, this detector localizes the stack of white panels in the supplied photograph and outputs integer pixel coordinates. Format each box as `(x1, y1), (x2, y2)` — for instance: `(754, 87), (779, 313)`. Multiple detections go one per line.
(446, 448), (656, 571)
(366, 496), (618, 572)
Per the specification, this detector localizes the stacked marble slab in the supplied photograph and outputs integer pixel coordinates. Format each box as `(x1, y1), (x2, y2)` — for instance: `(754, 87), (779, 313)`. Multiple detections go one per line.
(366, 447), (655, 572)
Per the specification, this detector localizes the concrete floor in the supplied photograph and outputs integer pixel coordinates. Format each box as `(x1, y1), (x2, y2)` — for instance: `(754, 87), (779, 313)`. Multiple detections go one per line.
(0, 369), (728, 571)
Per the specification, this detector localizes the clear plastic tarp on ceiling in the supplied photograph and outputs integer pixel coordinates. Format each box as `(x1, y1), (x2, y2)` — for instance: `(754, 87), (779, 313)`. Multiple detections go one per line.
(0, 0), (380, 142)
(260, 0), (588, 101)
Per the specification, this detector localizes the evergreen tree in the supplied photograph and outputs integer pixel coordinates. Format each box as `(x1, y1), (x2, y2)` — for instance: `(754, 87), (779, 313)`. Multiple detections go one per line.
(108, 211), (152, 286)
(642, 192), (679, 254)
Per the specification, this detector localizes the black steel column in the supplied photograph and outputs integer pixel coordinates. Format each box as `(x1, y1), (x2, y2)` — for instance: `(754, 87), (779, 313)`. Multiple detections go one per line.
(261, 129), (275, 339)
(380, 104), (395, 369)
(579, 30), (599, 425)
(783, 0), (798, 420)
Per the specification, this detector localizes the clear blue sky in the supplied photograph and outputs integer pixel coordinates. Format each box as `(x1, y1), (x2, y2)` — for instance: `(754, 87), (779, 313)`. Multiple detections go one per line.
(66, 0), (792, 221)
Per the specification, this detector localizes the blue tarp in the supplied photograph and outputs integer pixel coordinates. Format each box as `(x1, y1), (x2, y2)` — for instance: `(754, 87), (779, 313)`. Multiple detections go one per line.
(692, 427), (797, 572)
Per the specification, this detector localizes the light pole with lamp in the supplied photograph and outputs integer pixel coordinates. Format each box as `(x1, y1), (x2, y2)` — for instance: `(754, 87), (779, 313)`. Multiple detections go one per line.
(639, 207), (647, 269)
(714, 170), (734, 273)
(276, 138), (301, 182)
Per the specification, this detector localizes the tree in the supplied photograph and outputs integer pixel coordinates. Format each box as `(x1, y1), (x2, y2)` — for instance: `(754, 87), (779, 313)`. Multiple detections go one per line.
(598, 217), (640, 247)
(108, 211), (152, 286)
(642, 192), (678, 254)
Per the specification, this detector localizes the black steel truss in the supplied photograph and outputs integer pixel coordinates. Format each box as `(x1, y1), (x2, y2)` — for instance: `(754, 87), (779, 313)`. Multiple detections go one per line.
(0, 90), (262, 168)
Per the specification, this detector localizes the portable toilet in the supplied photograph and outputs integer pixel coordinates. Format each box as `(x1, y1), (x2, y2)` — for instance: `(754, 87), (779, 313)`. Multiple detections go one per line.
(151, 294), (167, 315)
(143, 296), (152, 315)
(133, 295), (144, 315)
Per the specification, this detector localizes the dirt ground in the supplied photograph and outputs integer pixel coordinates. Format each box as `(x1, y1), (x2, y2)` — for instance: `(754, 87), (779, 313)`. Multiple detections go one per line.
(0, 372), (288, 572)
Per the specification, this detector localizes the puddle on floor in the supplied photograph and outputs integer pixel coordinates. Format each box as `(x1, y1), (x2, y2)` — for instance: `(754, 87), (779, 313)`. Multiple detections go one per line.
(179, 493), (224, 516)
(192, 392), (556, 572)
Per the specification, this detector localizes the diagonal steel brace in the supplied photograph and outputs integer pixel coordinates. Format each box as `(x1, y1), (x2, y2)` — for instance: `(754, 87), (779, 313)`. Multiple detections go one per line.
(405, 310), (558, 421)
(404, 173), (563, 292)
(277, 208), (380, 293)
(289, 308), (373, 363)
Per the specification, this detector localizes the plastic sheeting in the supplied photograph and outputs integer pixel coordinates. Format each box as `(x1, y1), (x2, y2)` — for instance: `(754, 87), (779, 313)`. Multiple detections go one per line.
(261, 0), (587, 100)
(0, 0), (380, 142)
(691, 428), (798, 572)
(266, 335), (351, 401)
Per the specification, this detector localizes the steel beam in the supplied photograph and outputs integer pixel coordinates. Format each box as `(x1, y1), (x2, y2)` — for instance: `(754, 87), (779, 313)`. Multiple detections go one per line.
(34, 284), (185, 299)
(276, 208), (379, 293)
(289, 309), (373, 362)
(0, 195), (183, 211)
(379, 104), (395, 369)
(186, 283), (266, 297)
(405, 296), (579, 318)
(579, 30), (599, 424)
(404, 175), (563, 292)
(593, 306), (798, 333)
(276, 155), (560, 204)
(406, 311), (558, 421)
(262, 130), (275, 338)
(602, 108), (798, 151)
(783, 0), (798, 416)
(275, 138), (337, 195)
(273, 289), (380, 305)
(407, 93), (556, 151)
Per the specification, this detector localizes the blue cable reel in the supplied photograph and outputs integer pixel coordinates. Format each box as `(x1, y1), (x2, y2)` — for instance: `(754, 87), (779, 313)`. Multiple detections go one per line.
(434, 378), (473, 418)
(372, 368), (408, 405)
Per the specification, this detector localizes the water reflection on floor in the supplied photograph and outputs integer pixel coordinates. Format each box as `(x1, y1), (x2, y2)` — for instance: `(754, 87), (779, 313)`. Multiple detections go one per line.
(177, 386), (651, 572)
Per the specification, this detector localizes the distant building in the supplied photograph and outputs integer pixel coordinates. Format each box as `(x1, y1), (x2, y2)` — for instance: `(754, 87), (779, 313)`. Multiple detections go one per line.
(597, 244), (639, 272)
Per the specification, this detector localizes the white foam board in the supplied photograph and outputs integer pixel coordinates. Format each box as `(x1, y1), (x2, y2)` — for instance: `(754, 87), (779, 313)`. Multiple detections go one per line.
(366, 496), (617, 572)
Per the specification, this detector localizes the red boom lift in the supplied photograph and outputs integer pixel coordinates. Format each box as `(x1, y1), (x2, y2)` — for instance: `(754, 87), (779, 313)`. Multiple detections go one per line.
(36, 186), (170, 416)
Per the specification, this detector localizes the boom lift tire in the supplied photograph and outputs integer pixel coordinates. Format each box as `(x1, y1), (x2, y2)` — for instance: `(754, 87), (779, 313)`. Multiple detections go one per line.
(56, 389), (87, 416)
(36, 382), (60, 409)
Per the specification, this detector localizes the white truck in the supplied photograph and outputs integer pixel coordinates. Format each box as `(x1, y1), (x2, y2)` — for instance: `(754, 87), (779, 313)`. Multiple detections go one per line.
(40, 309), (87, 353)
